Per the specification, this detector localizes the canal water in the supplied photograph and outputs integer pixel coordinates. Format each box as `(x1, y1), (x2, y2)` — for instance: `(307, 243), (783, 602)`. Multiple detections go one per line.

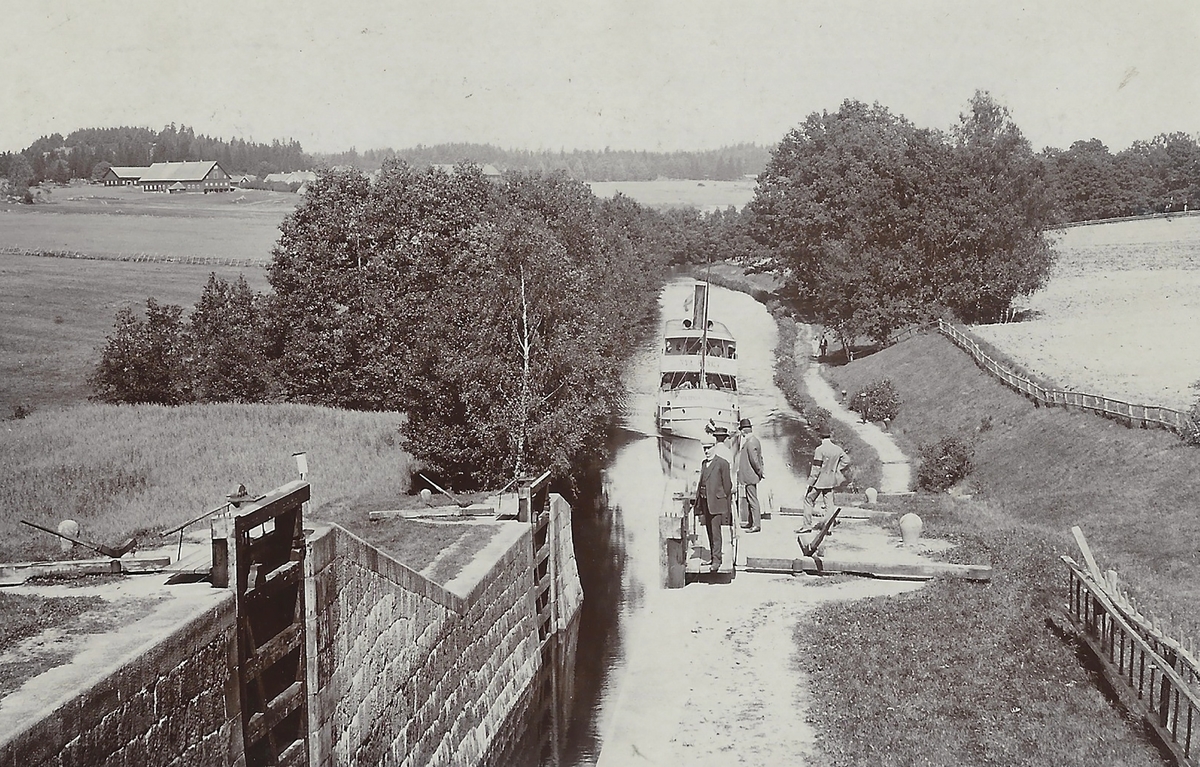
(543, 279), (818, 765)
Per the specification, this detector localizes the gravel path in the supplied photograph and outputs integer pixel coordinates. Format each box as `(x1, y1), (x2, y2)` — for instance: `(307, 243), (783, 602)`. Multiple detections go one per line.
(798, 327), (912, 493)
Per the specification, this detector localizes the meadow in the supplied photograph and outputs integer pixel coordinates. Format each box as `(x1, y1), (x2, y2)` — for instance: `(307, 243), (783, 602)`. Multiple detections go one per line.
(586, 178), (757, 211)
(974, 213), (1200, 410)
(0, 403), (413, 563)
(0, 184), (293, 263)
(0, 252), (270, 416)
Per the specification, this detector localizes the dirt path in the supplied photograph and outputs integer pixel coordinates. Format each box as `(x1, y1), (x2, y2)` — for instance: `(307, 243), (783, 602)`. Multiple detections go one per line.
(798, 326), (912, 494)
(595, 567), (923, 766)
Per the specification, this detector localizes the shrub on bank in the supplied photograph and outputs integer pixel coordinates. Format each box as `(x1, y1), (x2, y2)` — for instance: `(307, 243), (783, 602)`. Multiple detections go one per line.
(850, 378), (901, 423)
(1186, 383), (1200, 446)
(916, 435), (974, 491)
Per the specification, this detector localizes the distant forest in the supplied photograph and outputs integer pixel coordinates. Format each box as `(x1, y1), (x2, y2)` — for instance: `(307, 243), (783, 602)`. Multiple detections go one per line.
(2, 123), (1199, 224)
(313, 142), (772, 182)
(0, 125), (313, 184)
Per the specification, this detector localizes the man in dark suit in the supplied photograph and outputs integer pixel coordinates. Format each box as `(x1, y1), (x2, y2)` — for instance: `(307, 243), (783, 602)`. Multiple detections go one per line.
(694, 434), (733, 572)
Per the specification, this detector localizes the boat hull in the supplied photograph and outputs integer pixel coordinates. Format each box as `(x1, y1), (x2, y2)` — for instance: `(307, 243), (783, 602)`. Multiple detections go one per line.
(656, 389), (740, 441)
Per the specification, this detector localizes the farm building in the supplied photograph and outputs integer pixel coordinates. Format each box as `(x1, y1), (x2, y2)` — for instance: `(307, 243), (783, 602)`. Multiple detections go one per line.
(139, 161), (232, 193)
(263, 171), (318, 185)
(102, 166), (149, 186)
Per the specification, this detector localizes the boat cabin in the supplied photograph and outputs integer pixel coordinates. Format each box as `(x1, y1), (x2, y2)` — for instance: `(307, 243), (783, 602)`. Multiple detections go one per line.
(659, 371), (737, 391)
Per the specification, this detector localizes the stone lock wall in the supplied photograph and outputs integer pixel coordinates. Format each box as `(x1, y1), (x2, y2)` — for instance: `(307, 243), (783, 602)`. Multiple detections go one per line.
(0, 598), (242, 767)
(0, 492), (583, 767)
(304, 518), (547, 767)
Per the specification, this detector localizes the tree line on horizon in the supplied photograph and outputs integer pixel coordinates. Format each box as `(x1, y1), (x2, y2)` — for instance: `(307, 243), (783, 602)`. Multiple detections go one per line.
(0, 124), (313, 189)
(315, 142), (771, 182)
(3, 123), (1198, 224)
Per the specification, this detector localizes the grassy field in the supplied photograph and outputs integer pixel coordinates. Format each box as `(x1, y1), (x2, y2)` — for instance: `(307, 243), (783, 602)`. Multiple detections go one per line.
(0, 403), (413, 563)
(798, 331), (1200, 765)
(0, 184), (293, 263)
(0, 252), (271, 416)
(586, 178), (757, 211)
(975, 215), (1200, 411)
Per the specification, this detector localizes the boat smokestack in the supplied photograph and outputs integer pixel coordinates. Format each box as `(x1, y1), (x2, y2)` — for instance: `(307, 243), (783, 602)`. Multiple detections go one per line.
(692, 283), (708, 329)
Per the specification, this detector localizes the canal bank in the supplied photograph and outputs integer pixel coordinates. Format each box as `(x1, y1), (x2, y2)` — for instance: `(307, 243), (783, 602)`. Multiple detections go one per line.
(584, 281), (934, 765)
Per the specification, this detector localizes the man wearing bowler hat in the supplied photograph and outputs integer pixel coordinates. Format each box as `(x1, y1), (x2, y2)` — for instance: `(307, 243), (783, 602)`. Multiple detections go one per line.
(736, 418), (764, 532)
(694, 434), (733, 572)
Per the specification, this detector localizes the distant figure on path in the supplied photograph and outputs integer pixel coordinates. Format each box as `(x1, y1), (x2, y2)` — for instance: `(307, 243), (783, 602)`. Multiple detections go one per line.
(736, 418), (764, 532)
(804, 429), (849, 530)
(819, 334), (829, 360)
(694, 435), (733, 572)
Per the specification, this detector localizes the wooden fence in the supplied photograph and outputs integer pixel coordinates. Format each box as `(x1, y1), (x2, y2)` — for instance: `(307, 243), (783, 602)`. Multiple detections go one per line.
(0, 245), (259, 268)
(1061, 553), (1199, 765)
(937, 319), (1196, 439)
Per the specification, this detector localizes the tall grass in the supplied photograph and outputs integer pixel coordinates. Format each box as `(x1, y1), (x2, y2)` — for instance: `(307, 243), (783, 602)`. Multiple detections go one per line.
(793, 331), (1200, 765)
(0, 403), (411, 562)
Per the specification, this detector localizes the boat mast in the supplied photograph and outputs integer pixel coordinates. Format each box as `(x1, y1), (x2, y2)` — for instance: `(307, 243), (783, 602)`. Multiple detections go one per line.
(698, 258), (712, 385)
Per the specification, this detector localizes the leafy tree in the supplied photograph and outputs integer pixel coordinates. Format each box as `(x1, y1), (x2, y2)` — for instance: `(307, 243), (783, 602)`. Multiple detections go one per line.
(267, 161), (666, 489)
(749, 94), (1054, 335)
(748, 100), (948, 343)
(934, 91), (1055, 323)
(7, 154), (34, 192)
(186, 274), (271, 402)
(90, 299), (189, 405)
(1122, 132), (1200, 213)
(90, 160), (113, 182)
(1041, 140), (1142, 222)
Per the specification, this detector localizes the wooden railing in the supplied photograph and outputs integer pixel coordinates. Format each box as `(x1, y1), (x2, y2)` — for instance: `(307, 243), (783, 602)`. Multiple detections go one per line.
(1062, 555), (1199, 765)
(937, 319), (1196, 439)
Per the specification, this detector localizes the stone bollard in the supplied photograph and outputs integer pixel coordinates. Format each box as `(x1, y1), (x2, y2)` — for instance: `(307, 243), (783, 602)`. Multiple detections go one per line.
(58, 519), (80, 555)
(865, 487), (878, 505)
(420, 488), (433, 506)
(899, 513), (923, 545)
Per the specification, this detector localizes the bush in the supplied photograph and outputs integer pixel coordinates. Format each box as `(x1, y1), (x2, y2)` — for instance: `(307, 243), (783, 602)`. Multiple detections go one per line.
(851, 378), (901, 423)
(89, 299), (190, 405)
(917, 436), (974, 492)
(1187, 382), (1200, 447)
(805, 406), (833, 438)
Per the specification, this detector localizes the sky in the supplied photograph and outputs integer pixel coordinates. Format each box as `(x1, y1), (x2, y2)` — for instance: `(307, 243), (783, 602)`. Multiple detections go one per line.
(3, 0), (1198, 156)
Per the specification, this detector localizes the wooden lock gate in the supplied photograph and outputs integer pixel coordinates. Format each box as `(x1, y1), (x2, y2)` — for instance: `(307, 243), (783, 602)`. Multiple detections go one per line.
(214, 480), (310, 767)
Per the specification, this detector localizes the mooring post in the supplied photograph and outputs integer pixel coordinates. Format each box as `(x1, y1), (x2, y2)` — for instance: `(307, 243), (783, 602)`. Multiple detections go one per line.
(210, 510), (232, 589)
(660, 514), (686, 589)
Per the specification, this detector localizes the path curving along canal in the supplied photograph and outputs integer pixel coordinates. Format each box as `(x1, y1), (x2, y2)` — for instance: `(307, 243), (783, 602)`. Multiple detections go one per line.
(551, 280), (922, 765)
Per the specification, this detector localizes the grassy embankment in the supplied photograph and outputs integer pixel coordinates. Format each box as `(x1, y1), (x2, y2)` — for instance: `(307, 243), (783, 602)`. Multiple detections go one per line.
(790, 331), (1200, 766)
(0, 401), (503, 581)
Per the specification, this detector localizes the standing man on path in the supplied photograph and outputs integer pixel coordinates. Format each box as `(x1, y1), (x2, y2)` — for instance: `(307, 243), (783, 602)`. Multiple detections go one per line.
(736, 418), (764, 532)
(694, 435), (733, 572)
(804, 429), (849, 530)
